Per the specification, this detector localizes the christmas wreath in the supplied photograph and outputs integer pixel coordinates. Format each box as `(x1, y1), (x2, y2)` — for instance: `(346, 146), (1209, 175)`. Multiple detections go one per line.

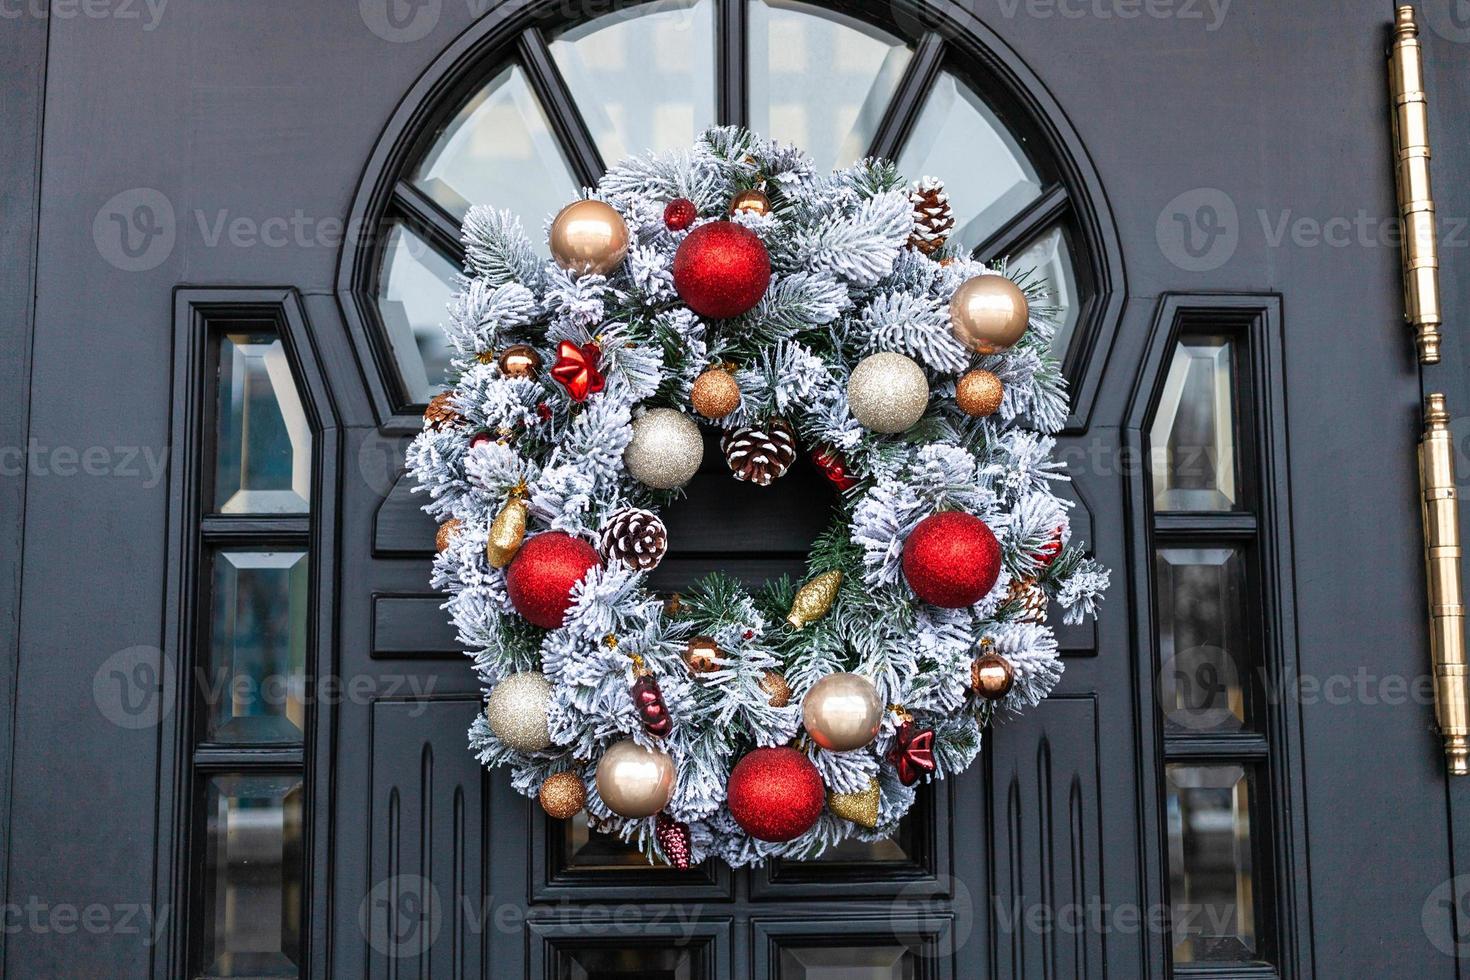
(407, 127), (1109, 868)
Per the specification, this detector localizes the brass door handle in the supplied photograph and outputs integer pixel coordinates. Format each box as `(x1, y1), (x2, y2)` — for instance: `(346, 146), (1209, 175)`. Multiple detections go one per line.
(1389, 5), (1441, 365)
(1420, 395), (1470, 775)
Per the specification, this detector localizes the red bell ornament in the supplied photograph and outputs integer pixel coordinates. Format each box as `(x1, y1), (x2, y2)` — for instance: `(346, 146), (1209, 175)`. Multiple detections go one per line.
(901, 511), (1002, 608)
(505, 532), (602, 629)
(727, 746), (824, 842)
(550, 340), (606, 402)
(672, 221), (771, 319)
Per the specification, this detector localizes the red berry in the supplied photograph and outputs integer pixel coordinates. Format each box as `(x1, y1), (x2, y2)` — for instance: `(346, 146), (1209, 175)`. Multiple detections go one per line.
(664, 197), (697, 231)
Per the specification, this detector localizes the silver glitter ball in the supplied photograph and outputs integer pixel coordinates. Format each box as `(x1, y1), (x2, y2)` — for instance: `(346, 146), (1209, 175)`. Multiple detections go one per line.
(624, 408), (704, 489)
(847, 352), (929, 433)
(485, 671), (554, 752)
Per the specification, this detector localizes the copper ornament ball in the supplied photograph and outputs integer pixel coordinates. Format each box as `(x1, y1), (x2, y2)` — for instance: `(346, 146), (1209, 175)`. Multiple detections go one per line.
(728, 188), (772, 217)
(539, 771), (587, 819)
(691, 367), (741, 419)
(498, 344), (542, 379)
(956, 369), (1005, 417)
(760, 670), (792, 708)
(435, 518), (463, 554)
(549, 199), (630, 276)
(971, 652), (1015, 700)
(950, 274), (1030, 354)
(683, 635), (722, 674)
(801, 672), (883, 751)
(595, 739), (676, 818)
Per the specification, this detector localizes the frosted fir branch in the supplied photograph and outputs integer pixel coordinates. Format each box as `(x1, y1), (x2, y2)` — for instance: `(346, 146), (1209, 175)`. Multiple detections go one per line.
(743, 272), (849, 343)
(856, 290), (971, 374)
(988, 621), (1064, 711)
(444, 280), (538, 357)
(792, 189), (914, 287)
(461, 207), (541, 287)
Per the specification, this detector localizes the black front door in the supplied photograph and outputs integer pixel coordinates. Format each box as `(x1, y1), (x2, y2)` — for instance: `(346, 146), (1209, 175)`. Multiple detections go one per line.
(5, 2), (1470, 978)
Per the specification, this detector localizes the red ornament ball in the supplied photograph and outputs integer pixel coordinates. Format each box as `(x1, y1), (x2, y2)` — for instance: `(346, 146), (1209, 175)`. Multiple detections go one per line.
(506, 531), (602, 629)
(664, 197), (697, 231)
(672, 221), (771, 319)
(902, 511), (1002, 608)
(1032, 528), (1064, 569)
(727, 747), (824, 842)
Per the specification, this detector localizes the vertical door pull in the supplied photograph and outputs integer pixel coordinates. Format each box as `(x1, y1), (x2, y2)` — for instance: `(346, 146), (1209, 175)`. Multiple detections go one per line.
(1420, 394), (1469, 775)
(1389, 5), (1442, 365)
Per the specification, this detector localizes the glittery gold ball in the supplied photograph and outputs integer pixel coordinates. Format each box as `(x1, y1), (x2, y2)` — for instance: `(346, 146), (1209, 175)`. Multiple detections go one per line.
(847, 352), (929, 433)
(624, 408), (704, 489)
(683, 635), (722, 674)
(828, 776), (880, 829)
(435, 518), (463, 553)
(485, 672), (554, 752)
(760, 670), (791, 708)
(690, 368), (741, 419)
(956, 369), (1004, 417)
(549, 199), (629, 276)
(950, 274), (1029, 354)
(538, 771), (587, 819)
(729, 188), (772, 217)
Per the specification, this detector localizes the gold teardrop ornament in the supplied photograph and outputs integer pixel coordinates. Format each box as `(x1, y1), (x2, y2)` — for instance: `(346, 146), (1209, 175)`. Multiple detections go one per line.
(487, 497), (529, 569)
(786, 570), (842, 629)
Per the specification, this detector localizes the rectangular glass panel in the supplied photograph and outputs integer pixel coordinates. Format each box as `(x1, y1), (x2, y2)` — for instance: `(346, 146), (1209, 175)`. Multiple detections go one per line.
(207, 550), (309, 744)
(559, 942), (702, 979)
(1166, 764), (1258, 963)
(214, 333), (311, 514)
(1155, 547), (1250, 733)
(563, 811), (680, 871)
(199, 773), (304, 978)
(778, 944), (915, 979)
(1150, 338), (1239, 512)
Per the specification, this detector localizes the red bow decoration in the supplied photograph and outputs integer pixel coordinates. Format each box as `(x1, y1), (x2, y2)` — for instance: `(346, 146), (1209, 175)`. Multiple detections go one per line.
(550, 340), (605, 402)
(886, 719), (936, 786)
(811, 444), (858, 491)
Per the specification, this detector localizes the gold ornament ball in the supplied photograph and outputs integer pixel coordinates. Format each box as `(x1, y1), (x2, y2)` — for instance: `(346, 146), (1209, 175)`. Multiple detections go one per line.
(760, 670), (792, 708)
(729, 188), (772, 217)
(485, 671), (554, 752)
(847, 352), (930, 433)
(683, 635), (722, 674)
(624, 408), (704, 489)
(971, 652), (1015, 700)
(950, 274), (1030, 354)
(691, 367), (741, 419)
(539, 771), (587, 819)
(549, 199), (630, 276)
(956, 369), (1005, 417)
(498, 344), (542, 379)
(802, 672), (882, 752)
(828, 776), (880, 829)
(436, 518), (463, 554)
(596, 739), (677, 818)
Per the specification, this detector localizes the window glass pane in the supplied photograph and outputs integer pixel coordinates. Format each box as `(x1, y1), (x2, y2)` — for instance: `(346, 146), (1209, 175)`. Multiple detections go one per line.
(778, 944), (915, 979)
(377, 223), (458, 405)
(1166, 764), (1258, 963)
(214, 334), (310, 514)
(410, 63), (580, 227)
(558, 942), (703, 978)
(208, 551), (309, 744)
(896, 71), (1043, 252)
(1150, 338), (1239, 512)
(1155, 547), (1250, 734)
(563, 811), (680, 871)
(551, 0), (716, 162)
(1010, 224), (1082, 360)
(199, 773), (304, 978)
(749, 0), (912, 172)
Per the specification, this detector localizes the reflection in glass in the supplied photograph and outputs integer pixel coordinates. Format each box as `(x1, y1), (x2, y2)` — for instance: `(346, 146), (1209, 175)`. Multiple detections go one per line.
(897, 72), (1043, 252)
(410, 63), (579, 224)
(560, 943), (701, 979)
(377, 223), (458, 405)
(749, 0), (912, 172)
(1155, 548), (1249, 733)
(1150, 339), (1238, 512)
(208, 551), (309, 744)
(551, 0), (716, 161)
(200, 774), (304, 978)
(1010, 225), (1081, 360)
(778, 943), (915, 979)
(1166, 765), (1257, 963)
(564, 811), (680, 871)
(214, 334), (311, 514)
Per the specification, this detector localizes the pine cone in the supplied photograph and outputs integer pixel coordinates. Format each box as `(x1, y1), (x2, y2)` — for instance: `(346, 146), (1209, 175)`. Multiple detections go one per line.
(656, 813), (693, 870)
(599, 507), (668, 571)
(722, 418), (797, 486)
(423, 391), (461, 431)
(907, 177), (955, 255)
(1004, 577), (1049, 623)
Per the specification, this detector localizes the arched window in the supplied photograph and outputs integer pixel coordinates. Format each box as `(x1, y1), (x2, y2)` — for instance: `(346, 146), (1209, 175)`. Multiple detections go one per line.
(344, 0), (1120, 428)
